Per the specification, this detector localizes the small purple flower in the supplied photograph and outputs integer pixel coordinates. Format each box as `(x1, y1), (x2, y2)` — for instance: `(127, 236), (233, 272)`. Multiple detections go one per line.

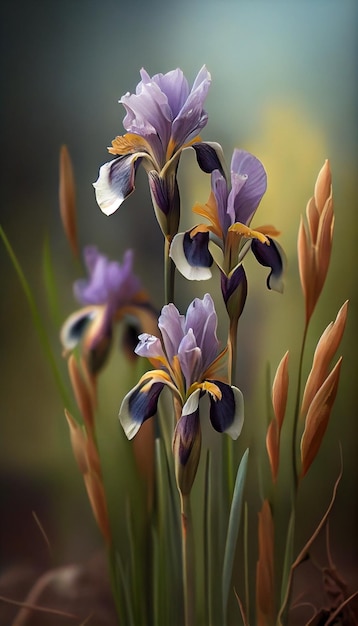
(93, 67), (225, 239)
(170, 149), (285, 300)
(60, 246), (157, 373)
(119, 294), (244, 492)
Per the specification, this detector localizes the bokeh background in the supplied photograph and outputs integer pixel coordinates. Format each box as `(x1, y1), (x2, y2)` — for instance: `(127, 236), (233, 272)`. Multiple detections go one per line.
(1, 0), (357, 617)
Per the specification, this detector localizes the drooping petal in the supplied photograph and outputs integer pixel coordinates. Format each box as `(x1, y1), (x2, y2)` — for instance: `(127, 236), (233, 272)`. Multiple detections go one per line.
(169, 231), (213, 281)
(119, 380), (164, 440)
(93, 154), (144, 216)
(191, 141), (226, 177)
(251, 238), (286, 292)
(209, 381), (244, 439)
(230, 149), (267, 226)
(60, 306), (98, 351)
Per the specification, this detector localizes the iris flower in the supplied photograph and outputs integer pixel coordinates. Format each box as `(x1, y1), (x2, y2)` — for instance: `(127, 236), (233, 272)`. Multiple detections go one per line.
(93, 66), (224, 239)
(61, 246), (157, 373)
(170, 149), (285, 307)
(119, 293), (244, 493)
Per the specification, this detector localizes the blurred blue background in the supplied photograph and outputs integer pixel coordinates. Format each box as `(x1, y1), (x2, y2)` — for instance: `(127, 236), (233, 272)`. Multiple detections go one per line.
(1, 0), (357, 600)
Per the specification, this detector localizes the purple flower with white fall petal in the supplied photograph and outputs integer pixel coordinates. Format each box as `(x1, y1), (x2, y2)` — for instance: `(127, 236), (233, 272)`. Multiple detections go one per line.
(93, 67), (225, 239)
(60, 246), (157, 373)
(170, 148), (286, 302)
(119, 293), (244, 493)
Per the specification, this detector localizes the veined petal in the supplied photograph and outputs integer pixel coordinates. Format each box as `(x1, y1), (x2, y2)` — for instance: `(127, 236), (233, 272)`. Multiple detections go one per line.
(119, 380), (164, 440)
(170, 232), (213, 281)
(158, 303), (185, 361)
(230, 149), (267, 225)
(185, 293), (219, 371)
(178, 329), (202, 389)
(93, 154), (144, 216)
(135, 333), (165, 359)
(209, 381), (244, 439)
(251, 238), (286, 293)
(171, 66), (211, 149)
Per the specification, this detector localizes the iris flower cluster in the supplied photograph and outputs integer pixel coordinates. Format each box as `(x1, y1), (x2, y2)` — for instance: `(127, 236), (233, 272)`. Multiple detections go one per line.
(61, 66), (285, 489)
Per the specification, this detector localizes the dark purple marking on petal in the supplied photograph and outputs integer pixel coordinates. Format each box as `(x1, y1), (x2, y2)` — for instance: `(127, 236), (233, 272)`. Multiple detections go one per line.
(192, 142), (226, 177)
(209, 380), (236, 433)
(183, 230), (213, 268)
(251, 237), (285, 292)
(128, 381), (164, 425)
(109, 155), (142, 199)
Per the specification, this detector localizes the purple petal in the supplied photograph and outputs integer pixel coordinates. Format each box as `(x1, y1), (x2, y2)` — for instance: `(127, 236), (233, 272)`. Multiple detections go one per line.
(146, 68), (190, 118)
(170, 66), (211, 149)
(251, 238), (286, 293)
(211, 170), (231, 233)
(135, 333), (165, 359)
(93, 155), (143, 216)
(230, 149), (267, 225)
(209, 381), (244, 439)
(185, 293), (219, 371)
(121, 79), (172, 146)
(177, 329), (202, 388)
(74, 248), (142, 307)
(119, 380), (164, 440)
(158, 303), (185, 361)
(170, 232), (213, 281)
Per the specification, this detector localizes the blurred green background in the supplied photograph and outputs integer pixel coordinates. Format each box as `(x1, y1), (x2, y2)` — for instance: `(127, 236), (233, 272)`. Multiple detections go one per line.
(1, 0), (357, 601)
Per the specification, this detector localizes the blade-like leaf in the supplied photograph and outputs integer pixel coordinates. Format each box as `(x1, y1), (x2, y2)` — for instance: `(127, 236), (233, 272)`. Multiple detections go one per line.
(222, 448), (249, 624)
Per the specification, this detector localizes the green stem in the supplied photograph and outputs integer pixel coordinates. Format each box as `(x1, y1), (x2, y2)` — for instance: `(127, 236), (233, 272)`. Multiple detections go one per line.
(279, 320), (309, 613)
(180, 492), (195, 626)
(164, 238), (175, 305)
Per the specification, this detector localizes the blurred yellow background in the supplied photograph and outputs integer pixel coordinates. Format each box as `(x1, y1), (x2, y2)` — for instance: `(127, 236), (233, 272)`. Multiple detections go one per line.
(1, 0), (357, 592)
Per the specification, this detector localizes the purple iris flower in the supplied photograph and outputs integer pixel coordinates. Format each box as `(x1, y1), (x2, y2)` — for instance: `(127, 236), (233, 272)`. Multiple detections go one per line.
(93, 66), (225, 239)
(119, 294), (244, 491)
(170, 149), (285, 302)
(60, 246), (157, 373)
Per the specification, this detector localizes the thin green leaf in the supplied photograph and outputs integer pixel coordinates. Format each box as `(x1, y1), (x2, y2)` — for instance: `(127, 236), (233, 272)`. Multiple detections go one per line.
(115, 551), (135, 626)
(222, 448), (249, 624)
(0, 224), (71, 408)
(42, 234), (62, 328)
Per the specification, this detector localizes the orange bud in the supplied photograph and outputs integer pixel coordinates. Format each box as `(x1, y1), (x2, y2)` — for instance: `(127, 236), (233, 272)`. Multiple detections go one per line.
(64, 409), (88, 474)
(301, 301), (348, 417)
(300, 358), (342, 478)
(298, 161), (334, 324)
(314, 159), (332, 215)
(84, 471), (111, 544)
(266, 351), (289, 482)
(59, 145), (79, 258)
(68, 354), (95, 430)
(256, 499), (275, 625)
